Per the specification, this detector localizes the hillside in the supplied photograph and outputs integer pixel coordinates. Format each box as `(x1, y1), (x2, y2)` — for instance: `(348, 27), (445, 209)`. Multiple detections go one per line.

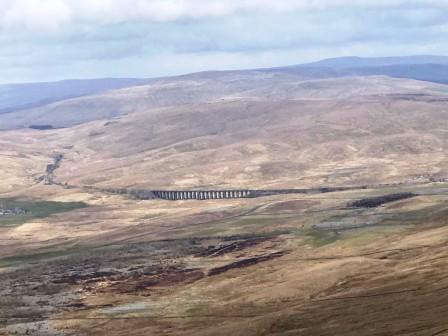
(301, 55), (448, 68)
(3, 56), (448, 130)
(0, 78), (154, 115)
(0, 75), (447, 193)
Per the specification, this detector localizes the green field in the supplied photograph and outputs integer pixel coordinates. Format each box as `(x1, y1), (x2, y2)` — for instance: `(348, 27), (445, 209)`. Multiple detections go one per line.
(0, 198), (87, 227)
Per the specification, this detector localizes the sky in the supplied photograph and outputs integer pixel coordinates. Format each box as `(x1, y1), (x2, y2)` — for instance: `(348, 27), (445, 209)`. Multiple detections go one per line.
(1, 0), (448, 83)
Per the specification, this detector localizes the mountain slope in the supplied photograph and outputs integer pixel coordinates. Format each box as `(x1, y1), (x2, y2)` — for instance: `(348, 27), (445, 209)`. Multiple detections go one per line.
(301, 55), (448, 68)
(0, 78), (153, 115)
(3, 69), (448, 130)
(277, 55), (448, 84)
(1, 76), (446, 192)
(2, 55), (448, 130)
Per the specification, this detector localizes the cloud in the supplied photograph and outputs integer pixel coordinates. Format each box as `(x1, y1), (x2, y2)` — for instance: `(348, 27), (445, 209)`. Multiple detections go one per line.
(2, 0), (448, 83)
(2, 0), (448, 32)
(1, 0), (72, 32)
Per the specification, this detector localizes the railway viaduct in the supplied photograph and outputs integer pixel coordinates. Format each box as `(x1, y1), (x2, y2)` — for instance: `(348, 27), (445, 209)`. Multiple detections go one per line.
(83, 186), (366, 201)
(152, 190), (252, 200)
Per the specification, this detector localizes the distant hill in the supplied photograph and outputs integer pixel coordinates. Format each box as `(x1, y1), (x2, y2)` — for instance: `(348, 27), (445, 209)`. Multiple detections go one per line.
(299, 55), (448, 68)
(6, 75), (445, 190)
(0, 78), (153, 114)
(0, 58), (448, 190)
(2, 56), (448, 130)
(273, 56), (448, 84)
(344, 64), (448, 84)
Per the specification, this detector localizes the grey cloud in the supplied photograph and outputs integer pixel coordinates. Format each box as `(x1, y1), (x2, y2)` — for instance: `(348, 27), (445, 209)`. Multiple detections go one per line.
(2, 1), (448, 83)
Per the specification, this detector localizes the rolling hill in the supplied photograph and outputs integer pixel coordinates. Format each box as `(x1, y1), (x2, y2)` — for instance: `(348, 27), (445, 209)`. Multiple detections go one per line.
(3, 56), (448, 131)
(0, 74), (447, 192)
(0, 78), (154, 115)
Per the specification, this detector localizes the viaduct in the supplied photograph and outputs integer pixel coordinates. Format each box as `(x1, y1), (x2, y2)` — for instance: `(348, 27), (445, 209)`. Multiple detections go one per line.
(91, 187), (329, 201)
(84, 186), (372, 202)
(152, 190), (252, 200)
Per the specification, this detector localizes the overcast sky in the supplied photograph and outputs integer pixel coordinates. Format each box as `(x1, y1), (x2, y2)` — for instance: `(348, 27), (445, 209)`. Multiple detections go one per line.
(1, 0), (448, 83)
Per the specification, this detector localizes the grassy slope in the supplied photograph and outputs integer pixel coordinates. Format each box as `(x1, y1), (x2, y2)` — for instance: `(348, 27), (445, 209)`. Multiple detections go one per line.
(1, 186), (447, 335)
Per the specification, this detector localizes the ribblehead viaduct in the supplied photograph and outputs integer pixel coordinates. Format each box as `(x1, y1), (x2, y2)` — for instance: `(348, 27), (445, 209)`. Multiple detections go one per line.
(88, 186), (362, 201)
(153, 190), (252, 200)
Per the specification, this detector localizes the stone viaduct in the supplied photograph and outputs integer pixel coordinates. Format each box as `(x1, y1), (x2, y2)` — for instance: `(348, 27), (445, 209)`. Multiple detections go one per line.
(152, 190), (252, 200)
(85, 186), (363, 201)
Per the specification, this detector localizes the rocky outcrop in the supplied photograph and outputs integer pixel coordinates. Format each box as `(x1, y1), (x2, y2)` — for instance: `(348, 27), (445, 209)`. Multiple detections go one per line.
(43, 153), (64, 185)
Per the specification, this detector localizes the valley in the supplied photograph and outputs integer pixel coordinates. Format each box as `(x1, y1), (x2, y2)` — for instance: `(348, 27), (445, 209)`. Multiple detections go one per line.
(1, 183), (448, 335)
(0, 57), (448, 335)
